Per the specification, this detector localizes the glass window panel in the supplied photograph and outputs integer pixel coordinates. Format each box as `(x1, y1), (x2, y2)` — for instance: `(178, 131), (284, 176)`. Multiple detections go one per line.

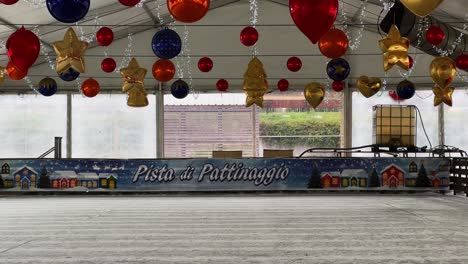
(259, 91), (343, 157)
(72, 94), (156, 158)
(352, 91), (438, 152)
(164, 93), (255, 158)
(444, 90), (468, 151)
(0, 95), (66, 158)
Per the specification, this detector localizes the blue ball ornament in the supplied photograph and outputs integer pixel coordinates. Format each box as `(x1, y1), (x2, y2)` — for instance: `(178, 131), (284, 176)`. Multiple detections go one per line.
(58, 67), (80, 82)
(46, 0), (90, 23)
(38, 77), (58, 97)
(326, 58), (351, 81)
(171, 79), (190, 99)
(396, 80), (416, 99)
(152, 28), (182, 59)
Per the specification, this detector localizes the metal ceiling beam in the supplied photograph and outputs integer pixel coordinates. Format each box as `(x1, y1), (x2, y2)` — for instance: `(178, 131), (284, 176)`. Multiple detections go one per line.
(0, 17), (54, 51)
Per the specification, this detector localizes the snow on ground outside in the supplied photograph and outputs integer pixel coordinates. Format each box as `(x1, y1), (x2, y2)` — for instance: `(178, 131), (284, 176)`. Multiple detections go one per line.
(0, 194), (468, 264)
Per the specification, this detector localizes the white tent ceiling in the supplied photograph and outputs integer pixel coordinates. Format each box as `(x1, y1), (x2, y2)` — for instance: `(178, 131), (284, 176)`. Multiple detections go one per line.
(0, 0), (467, 94)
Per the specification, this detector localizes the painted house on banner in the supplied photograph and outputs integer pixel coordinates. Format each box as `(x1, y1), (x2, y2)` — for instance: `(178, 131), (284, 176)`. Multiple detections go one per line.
(50, 171), (78, 189)
(340, 169), (367, 188)
(5, 165), (39, 190)
(77, 173), (99, 189)
(430, 169), (450, 188)
(1, 163), (13, 188)
(381, 164), (405, 188)
(98, 173), (118, 189)
(321, 172), (341, 188)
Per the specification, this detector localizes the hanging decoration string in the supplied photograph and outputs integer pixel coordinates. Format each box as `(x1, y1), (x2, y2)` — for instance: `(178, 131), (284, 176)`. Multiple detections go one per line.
(115, 33), (134, 73)
(23, 0), (46, 8)
(340, 0), (368, 51)
(398, 17), (428, 79)
(31, 26), (56, 71)
(250, 0), (259, 56)
(433, 13), (468, 57)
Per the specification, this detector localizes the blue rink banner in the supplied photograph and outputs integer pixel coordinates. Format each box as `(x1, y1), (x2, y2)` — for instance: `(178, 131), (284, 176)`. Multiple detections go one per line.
(0, 158), (451, 191)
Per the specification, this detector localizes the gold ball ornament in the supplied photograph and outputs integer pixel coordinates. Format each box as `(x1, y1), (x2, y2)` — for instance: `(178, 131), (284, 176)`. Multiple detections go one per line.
(400, 0), (444, 17)
(430, 56), (456, 89)
(378, 24), (410, 72)
(356, 76), (383, 98)
(433, 85), (454, 107)
(304, 82), (325, 109)
(53, 28), (88, 74)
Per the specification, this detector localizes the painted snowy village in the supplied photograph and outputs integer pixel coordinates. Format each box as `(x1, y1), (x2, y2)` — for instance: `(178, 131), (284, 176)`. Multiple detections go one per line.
(0, 163), (117, 191)
(0, 159), (450, 191)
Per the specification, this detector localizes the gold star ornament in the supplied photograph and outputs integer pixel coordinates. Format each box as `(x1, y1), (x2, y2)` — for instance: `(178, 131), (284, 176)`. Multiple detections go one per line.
(378, 24), (410, 72)
(120, 58), (149, 107)
(53, 28), (88, 74)
(433, 85), (454, 107)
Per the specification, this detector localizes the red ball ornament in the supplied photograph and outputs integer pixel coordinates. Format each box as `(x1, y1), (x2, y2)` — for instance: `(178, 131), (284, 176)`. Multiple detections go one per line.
(287, 56), (302, 72)
(118, 0), (141, 7)
(6, 61), (27, 81)
(318, 28), (349, 59)
(198, 57), (213, 72)
(96, 27), (114, 46)
(6, 27), (40, 74)
(101, 58), (116, 73)
(277, 79), (289, 92)
(408, 55), (414, 69)
(240, 26), (259, 47)
(216, 79), (229, 92)
(389, 90), (404, 101)
(332, 81), (345, 92)
(81, 78), (100, 98)
(0, 0), (19, 4)
(426, 25), (445, 46)
(456, 54), (468, 71)
(152, 59), (176, 82)
(167, 0), (210, 23)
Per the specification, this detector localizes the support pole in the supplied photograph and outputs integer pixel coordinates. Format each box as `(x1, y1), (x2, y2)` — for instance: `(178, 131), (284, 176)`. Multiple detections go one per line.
(343, 81), (353, 156)
(156, 83), (165, 159)
(438, 104), (445, 146)
(54, 137), (62, 159)
(66, 94), (72, 158)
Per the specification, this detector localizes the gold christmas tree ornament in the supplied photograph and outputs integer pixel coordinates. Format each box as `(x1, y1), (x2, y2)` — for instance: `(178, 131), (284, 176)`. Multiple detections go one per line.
(53, 28), (88, 74)
(378, 24), (410, 72)
(242, 57), (269, 107)
(120, 58), (149, 107)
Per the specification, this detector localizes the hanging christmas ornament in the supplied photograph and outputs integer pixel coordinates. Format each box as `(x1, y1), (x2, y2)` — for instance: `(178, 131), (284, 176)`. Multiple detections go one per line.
(430, 56), (456, 89)
(456, 54), (468, 71)
(243, 57), (269, 107)
(119, 0), (141, 7)
(332, 81), (345, 92)
(396, 80), (416, 99)
(240, 26), (259, 47)
(408, 55), (414, 69)
(289, 0), (338, 44)
(53, 28), (88, 74)
(0, 0), (19, 4)
(198, 57), (213, 72)
(304, 82), (325, 109)
(6, 61), (27, 80)
(171, 79), (190, 99)
(167, 0), (210, 23)
(96, 27), (114, 46)
(318, 28), (349, 59)
(389, 90), (404, 101)
(6, 27), (40, 73)
(379, 24), (410, 72)
(81, 78), (100, 98)
(433, 85), (454, 107)
(151, 28), (182, 59)
(216, 79), (229, 92)
(101, 58), (117, 73)
(287, 56), (302, 72)
(58, 67), (80, 82)
(46, 0), (90, 23)
(120, 58), (149, 107)
(326, 58), (350, 81)
(400, 0), (444, 17)
(0, 66), (6, 86)
(277, 79), (289, 92)
(38, 77), (58, 97)
(152, 59), (176, 82)
(356, 76), (382, 98)
(426, 25), (445, 46)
